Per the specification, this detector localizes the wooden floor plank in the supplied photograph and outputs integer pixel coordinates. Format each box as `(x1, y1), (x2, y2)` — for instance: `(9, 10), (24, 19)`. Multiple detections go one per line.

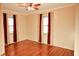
(5, 40), (74, 56)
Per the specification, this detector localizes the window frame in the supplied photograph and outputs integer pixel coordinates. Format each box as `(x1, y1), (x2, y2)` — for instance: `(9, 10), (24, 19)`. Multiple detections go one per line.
(42, 16), (48, 34)
(8, 16), (14, 33)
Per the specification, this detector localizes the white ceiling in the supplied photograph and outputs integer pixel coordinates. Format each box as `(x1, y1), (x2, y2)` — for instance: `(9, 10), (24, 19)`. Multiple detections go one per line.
(2, 3), (75, 14)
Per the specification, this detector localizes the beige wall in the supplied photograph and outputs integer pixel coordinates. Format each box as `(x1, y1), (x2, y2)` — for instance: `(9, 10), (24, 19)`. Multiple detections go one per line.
(26, 14), (39, 42)
(16, 14), (28, 42)
(52, 6), (76, 50)
(0, 4), (5, 55)
(75, 4), (79, 56)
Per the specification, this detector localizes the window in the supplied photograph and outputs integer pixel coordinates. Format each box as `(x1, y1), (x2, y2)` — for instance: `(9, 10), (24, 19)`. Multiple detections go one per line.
(43, 16), (48, 34)
(8, 17), (14, 33)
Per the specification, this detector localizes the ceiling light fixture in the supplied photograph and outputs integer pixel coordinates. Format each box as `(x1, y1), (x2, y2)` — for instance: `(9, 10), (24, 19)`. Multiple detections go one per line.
(18, 3), (41, 11)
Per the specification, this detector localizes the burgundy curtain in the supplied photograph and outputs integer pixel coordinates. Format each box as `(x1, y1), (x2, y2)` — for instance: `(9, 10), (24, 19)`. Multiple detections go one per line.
(13, 15), (17, 42)
(47, 12), (51, 44)
(3, 13), (8, 44)
(39, 14), (42, 43)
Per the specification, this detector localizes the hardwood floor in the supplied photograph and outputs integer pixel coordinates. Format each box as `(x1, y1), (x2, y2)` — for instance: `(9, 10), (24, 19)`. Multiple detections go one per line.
(5, 40), (74, 56)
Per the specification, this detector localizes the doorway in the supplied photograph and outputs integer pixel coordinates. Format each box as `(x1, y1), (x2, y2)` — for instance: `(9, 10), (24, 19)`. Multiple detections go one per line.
(3, 13), (17, 45)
